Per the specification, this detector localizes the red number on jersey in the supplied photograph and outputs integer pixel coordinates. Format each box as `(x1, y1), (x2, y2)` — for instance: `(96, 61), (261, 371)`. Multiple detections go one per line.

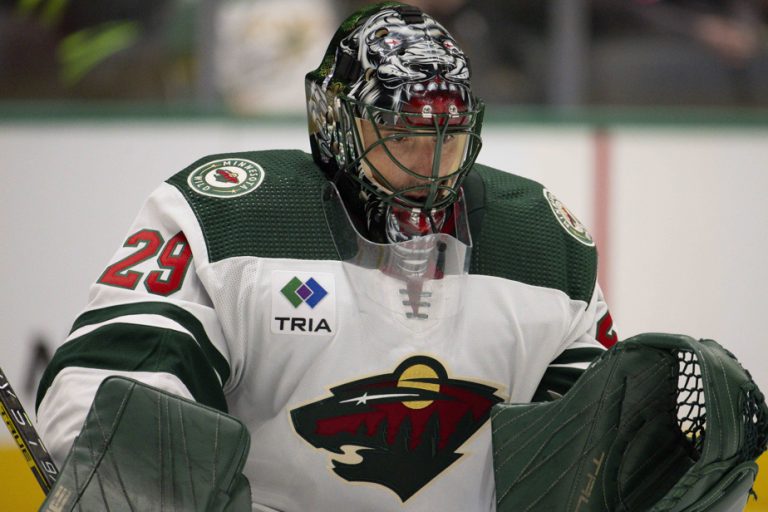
(98, 230), (163, 289)
(145, 232), (193, 296)
(596, 311), (618, 348)
(98, 230), (192, 296)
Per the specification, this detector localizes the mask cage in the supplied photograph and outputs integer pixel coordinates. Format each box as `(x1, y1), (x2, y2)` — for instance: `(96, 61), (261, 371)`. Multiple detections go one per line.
(339, 95), (483, 211)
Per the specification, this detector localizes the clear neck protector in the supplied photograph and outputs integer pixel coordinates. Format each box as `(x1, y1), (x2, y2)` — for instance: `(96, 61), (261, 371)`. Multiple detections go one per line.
(322, 182), (472, 329)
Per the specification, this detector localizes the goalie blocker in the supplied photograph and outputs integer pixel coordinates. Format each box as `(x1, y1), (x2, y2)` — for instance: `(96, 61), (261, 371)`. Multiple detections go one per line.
(492, 333), (768, 512)
(39, 377), (251, 512)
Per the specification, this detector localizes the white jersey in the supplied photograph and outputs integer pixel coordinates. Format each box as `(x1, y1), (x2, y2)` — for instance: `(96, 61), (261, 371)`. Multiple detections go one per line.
(36, 150), (616, 511)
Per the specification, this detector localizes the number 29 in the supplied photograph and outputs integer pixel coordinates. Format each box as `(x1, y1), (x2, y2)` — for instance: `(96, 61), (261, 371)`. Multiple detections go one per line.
(98, 230), (192, 296)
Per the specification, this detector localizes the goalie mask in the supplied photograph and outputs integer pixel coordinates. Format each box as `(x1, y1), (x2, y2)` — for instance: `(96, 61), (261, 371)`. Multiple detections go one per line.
(306, 2), (483, 243)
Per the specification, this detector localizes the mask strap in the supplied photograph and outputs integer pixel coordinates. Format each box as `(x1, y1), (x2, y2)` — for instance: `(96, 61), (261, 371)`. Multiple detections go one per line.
(395, 5), (424, 24)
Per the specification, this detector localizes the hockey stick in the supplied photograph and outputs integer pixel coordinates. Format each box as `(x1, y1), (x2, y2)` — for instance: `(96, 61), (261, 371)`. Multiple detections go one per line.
(0, 366), (58, 494)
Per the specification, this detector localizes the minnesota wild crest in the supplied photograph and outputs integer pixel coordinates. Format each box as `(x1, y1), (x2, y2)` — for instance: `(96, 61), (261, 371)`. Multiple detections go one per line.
(290, 356), (503, 501)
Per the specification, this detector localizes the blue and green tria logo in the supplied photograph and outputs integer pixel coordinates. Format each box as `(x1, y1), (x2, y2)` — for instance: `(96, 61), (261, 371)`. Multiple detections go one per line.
(281, 277), (328, 308)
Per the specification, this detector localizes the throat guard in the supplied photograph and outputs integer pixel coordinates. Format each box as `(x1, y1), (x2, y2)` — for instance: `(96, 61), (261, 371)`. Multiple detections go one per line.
(322, 181), (471, 330)
(492, 333), (768, 512)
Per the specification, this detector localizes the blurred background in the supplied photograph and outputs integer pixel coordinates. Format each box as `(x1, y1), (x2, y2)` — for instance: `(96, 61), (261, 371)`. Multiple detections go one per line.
(1, 0), (768, 509)
(2, 0), (768, 110)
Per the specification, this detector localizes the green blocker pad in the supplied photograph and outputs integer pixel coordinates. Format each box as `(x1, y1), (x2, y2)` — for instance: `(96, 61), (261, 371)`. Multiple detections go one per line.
(40, 376), (251, 512)
(492, 333), (768, 512)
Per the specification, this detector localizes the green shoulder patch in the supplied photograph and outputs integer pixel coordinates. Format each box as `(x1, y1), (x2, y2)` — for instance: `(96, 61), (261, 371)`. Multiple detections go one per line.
(543, 189), (594, 247)
(187, 158), (265, 198)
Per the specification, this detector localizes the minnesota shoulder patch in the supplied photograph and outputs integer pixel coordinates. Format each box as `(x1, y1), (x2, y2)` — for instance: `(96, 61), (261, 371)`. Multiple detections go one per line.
(543, 189), (595, 247)
(187, 158), (265, 198)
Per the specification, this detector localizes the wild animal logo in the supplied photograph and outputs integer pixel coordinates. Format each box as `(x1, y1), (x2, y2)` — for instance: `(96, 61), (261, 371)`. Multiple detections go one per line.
(215, 169), (240, 184)
(290, 356), (503, 501)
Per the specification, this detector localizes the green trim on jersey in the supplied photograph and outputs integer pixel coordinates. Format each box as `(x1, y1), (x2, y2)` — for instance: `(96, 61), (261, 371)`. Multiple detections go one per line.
(167, 150), (338, 263)
(465, 164), (598, 304)
(70, 302), (230, 385)
(167, 150), (597, 302)
(531, 347), (605, 402)
(531, 366), (587, 402)
(550, 347), (605, 366)
(36, 323), (228, 412)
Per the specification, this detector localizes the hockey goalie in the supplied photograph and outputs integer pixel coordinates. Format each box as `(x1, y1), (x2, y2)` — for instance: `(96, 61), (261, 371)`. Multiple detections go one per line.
(34, 2), (767, 511)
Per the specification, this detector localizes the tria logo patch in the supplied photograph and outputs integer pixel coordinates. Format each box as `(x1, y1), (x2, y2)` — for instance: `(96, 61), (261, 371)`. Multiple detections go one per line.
(290, 356), (503, 501)
(271, 271), (335, 335)
(281, 277), (328, 309)
(187, 158), (264, 198)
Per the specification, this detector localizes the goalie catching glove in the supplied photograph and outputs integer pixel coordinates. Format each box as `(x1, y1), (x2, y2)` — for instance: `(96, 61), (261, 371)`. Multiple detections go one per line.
(492, 333), (768, 512)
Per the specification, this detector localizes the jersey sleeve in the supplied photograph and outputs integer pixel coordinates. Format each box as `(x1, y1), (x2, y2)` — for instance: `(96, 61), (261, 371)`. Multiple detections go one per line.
(531, 283), (618, 402)
(35, 182), (235, 465)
